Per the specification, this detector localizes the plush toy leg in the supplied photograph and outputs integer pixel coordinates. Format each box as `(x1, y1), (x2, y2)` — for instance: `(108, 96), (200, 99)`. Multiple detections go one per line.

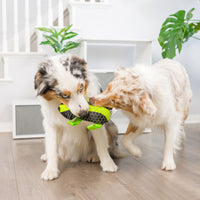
(91, 126), (118, 172)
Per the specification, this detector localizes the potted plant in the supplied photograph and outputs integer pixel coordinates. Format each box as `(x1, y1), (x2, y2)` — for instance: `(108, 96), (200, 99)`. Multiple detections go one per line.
(38, 24), (80, 54)
(158, 8), (200, 59)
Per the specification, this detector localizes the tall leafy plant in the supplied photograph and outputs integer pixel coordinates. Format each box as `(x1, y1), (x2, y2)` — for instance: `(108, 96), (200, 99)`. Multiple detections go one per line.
(158, 8), (200, 59)
(38, 24), (80, 53)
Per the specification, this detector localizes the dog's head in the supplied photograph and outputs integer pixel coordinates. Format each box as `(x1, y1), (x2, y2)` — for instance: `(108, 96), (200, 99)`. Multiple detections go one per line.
(34, 55), (90, 117)
(90, 67), (156, 117)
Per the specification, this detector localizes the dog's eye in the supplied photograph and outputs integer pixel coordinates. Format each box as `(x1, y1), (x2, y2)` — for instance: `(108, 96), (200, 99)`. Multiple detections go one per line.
(60, 94), (70, 99)
(79, 84), (84, 93)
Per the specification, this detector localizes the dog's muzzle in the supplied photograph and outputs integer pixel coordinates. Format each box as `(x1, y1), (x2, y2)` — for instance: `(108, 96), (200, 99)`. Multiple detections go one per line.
(78, 110), (88, 118)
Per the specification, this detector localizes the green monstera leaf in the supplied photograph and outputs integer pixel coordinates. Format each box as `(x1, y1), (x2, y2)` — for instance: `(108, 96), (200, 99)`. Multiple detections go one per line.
(158, 8), (200, 59)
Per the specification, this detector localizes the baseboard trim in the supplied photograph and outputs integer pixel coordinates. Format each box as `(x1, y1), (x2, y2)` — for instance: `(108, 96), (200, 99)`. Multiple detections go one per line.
(185, 114), (200, 124)
(0, 122), (12, 133)
(0, 114), (199, 134)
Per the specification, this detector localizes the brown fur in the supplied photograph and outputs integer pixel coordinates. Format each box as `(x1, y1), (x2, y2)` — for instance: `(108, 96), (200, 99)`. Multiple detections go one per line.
(43, 91), (56, 101)
(62, 90), (71, 97)
(125, 123), (138, 135)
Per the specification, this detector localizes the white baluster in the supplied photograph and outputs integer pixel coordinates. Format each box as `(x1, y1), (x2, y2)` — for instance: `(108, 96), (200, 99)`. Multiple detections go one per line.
(37, 0), (42, 52)
(58, 0), (64, 27)
(25, 0), (30, 52)
(37, 0), (42, 26)
(14, 0), (19, 52)
(48, 0), (53, 26)
(3, 57), (9, 80)
(2, 0), (8, 52)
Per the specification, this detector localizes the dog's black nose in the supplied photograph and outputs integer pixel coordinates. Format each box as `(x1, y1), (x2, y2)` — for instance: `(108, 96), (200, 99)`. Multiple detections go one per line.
(79, 110), (88, 118)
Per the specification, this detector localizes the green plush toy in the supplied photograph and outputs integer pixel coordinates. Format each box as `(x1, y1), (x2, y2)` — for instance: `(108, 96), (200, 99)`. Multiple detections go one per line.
(58, 103), (111, 130)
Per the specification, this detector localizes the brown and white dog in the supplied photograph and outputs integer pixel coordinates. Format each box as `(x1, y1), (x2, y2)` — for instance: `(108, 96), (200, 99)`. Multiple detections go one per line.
(34, 55), (119, 180)
(90, 59), (192, 171)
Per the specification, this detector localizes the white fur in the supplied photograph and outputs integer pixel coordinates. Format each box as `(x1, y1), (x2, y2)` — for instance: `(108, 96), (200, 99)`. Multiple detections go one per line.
(122, 59), (192, 170)
(38, 56), (118, 180)
(94, 59), (192, 171)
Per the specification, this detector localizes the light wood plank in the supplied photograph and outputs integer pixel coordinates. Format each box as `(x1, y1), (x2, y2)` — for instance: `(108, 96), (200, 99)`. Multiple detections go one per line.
(131, 124), (200, 200)
(2, 124), (200, 200)
(12, 139), (134, 200)
(0, 133), (19, 200)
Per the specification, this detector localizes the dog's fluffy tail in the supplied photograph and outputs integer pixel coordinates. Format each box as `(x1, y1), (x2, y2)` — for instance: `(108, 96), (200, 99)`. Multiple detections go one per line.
(105, 120), (126, 158)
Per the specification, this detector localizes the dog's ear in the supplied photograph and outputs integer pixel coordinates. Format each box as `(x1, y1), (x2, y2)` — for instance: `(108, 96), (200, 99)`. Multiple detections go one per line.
(139, 93), (156, 117)
(69, 56), (87, 80)
(71, 56), (87, 69)
(34, 62), (57, 96)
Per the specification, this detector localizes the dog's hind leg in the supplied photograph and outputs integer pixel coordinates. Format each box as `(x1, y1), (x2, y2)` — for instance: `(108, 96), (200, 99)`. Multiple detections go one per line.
(87, 137), (100, 163)
(105, 121), (125, 158)
(40, 128), (63, 162)
(91, 126), (118, 172)
(162, 116), (181, 171)
(121, 123), (143, 158)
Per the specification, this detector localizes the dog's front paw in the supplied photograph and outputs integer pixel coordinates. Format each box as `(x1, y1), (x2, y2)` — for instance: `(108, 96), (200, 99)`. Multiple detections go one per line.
(161, 160), (176, 171)
(126, 145), (142, 158)
(87, 153), (100, 163)
(101, 160), (118, 172)
(131, 145), (142, 158)
(41, 168), (60, 180)
(40, 154), (47, 162)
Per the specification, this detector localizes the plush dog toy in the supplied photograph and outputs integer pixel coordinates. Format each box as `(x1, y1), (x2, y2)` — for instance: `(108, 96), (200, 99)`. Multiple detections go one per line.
(58, 104), (111, 130)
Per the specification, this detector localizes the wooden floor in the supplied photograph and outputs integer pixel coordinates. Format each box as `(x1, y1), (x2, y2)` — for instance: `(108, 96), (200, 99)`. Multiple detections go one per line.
(0, 124), (200, 200)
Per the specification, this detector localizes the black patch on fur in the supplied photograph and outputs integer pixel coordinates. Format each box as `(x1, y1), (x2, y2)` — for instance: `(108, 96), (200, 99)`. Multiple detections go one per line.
(69, 56), (87, 80)
(62, 57), (70, 71)
(34, 61), (57, 96)
(63, 60), (69, 67)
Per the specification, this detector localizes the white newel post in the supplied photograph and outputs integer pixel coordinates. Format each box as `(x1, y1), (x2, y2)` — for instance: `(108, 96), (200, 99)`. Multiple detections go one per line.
(2, 0), (8, 52)
(14, 0), (19, 52)
(58, 0), (64, 27)
(25, 0), (30, 52)
(80, 41), (87, 61)
(135, 42), (152, 66)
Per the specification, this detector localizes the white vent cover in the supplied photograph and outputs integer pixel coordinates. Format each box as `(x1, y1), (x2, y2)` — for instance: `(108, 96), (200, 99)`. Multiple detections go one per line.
(12, 100), (44, 139)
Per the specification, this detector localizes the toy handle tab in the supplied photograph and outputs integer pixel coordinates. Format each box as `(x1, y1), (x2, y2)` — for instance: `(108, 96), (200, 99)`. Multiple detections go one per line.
(87, 124), (102, 130)
(67, 118), (82, 126)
